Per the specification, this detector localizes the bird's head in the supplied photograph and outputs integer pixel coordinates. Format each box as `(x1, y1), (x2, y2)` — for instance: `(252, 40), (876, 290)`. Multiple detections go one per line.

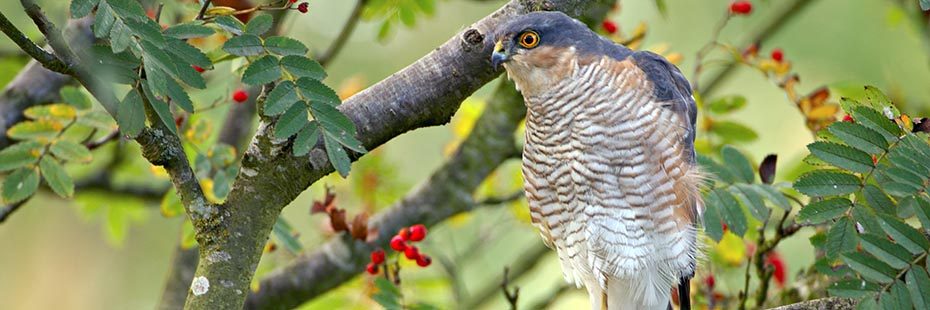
(490, 11), (627, 94)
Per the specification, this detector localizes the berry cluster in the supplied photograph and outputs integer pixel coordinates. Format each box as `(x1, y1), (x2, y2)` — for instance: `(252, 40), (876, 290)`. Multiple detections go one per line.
(366, 224), (432, 275)
(288, 0), (310, 14)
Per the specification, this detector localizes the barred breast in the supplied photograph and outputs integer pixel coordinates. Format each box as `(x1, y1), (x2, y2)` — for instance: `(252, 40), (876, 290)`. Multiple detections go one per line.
(521, 54), (700, 306)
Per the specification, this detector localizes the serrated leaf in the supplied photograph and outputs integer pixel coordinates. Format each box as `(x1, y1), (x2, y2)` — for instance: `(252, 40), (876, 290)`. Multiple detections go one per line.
(915, 196), (930, 232)
(697, 154), (735, 184)
(373, 277), (402, 309)
(165, 38), (212, 69)
(245, 13), (273, 36)
(274, 102), (309, 139)
(798, 198), (851, 225)
(859, 234), (913, 270)
(857, 296), (880, 310)
(721, 145), (754, 183)
(755, 184), (792, 211)
(223, 34), (264, 56)
(843, 252), (897, 283)
(310, 101), (366, 153)
(826, 216), (859, 258)
(714, 188), (747, 236)
(213, 15), (244, 35)
(878, 214), (930, 254)
(272, 217), (303, 254)
(109, 19), (132, 53)
(263, 81), (299, 116)
(707, 95), (746, 114)
(279, 56), (326, 80)
(60, 86), (93, 110)
(323, 133), (352, 178)
(863, 185), (895, 215)
(296, 77), (341, 106)
(124, 18), (166, 45)
(905, 266), (930, 310)
(7, 120), (61, 140)
(2, 167), (39, 203)
(712, 120), (758, 142)
(730, 184), (768, 221)
(50, 140), (92, 163)
(293, 122), (320, 157)
(794, 170), (861, 197)
(24, 104), (77, 122)
(852, 106), (901, 142)
(828, 122), (887, 155)
(883, 280), (912, 310)
(881, 167), (925, 194)
(39, 157), (73, 198)
(242, 55), (281, 85)
(828, 279), (880, 298)
(166, 78), (194, 113)
(105, 0), (146, 19)
(702, 197), (724, 242)
(117, 89), (145, 137)
(263, 36), (308, 56)
(77, 111), (117, 130)
(71, 0), (99, 18)
(808, 141), (874, 173)
(93, 3), (116, 38)
(164, 23), (215, 39)
(142, 84), (178, 135)
(0, 141), (42, 171)
(853, 204), (884, 236)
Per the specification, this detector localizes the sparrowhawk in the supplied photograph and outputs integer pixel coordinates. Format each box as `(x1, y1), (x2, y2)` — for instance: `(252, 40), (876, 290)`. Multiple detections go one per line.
(490, 11), (703, 310)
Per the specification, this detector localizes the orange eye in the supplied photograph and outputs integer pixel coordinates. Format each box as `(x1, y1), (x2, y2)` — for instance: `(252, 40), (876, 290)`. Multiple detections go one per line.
(519, 31), (539, 48)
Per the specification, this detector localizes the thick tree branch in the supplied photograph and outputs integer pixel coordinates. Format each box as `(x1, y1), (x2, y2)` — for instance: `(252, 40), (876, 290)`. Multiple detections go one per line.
(767, 297), (855, 310)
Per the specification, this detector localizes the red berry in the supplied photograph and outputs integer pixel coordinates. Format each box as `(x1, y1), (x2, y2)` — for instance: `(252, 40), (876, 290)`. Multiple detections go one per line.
(397, 227), (410, 241)
(843, 114), (854, 123)
(232, 89), (248, 103)
(771, 48), (784, 62)
(409, 224), (427, 242)
(366, 262), (379, 275)
(601, 20), (617, 34)
(289, 0), (297, 2)
(404, 246), (419, 260)
(389, 235), (407, 252)
(192, 65), (205, 73)
(704, 275), (716, 288)
(297, 2), (309, 13)
(729, 1), (752, 15)
(765, 252), (786, 288)
(370, 248), (385, 264)
(416, 255), (432, 267)
(721, 222), (729, 232)
(871, 155), (878, 165)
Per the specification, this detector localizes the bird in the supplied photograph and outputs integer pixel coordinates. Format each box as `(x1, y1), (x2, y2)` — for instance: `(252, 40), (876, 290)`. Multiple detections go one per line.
(489, 11), (703, 310)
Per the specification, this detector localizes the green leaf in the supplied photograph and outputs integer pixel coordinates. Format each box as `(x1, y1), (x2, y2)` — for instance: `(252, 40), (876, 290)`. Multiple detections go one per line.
(859, 234), (913, 270)
(794, 170), (861, 197)
(755, 184), (792, 211)
(798, 198), (851, 225)
(24, 104), (76, 122)
(730, 184), (768, 221)
(323, 133), (352, 178)
(843, 252), (897, 283)
(915, 195), (930, 232)
(180, 219), (197, 249)
(878, 214), (930, 254)
(721, 145), (754, 183)
(702, 198), (724, 242)
(214, 16), (245, 35)
(245, 13), (273, 36)
(242, 55), (281, 85)
(77, 111), (117, 130)
(715, 188), (746, 236)
(272, 217), (303, 254)
(109, 19), (132, 53)
(697, 154), (736, 184)
(808, 141), (874, 173)
(852, 106), (901, 142)
(124, 17), (166, 45)
(117, 89), (145, 137)
(2, 167), (39, 203)
(165, 38), (213, 69)
(293, 122), (320, 157)
(160, 188), (184, 217)
(828, 279), (880, 298)
(164, 23), (215, 39)
(372, 278), (402, 310)
(105, 0), (146, 19)
(862, 185), (895, 215)
(828, 122), (887, 155)
(707, 95), (746, 114)
(712, 120), (758, 142)
(71, 0), (100, 18)
(223, 34), (264, 56)
(852, 204), (884, 236)
(296, 77), (341, 106)
(0, 141), (42, 171)
(94, 3), (116, 38)
(279, 56), (326, 80)
(309, 101), (366, 153)
(881, 167), (925, 194)
(39, 157), (73, 198)
(883, 280), (912, 310)
(166, 78), (194, 113)
(60, 86), (93, 110)
(142, 84), (178, 135)
(921, 0), (930, 11)
(263, 36), (308, 56)
(274, 103), (309, 139)
(905, 266), (930, 310)
(50, 140), (92, 163)
(7, 120), (60, 140)
(826, 216), (859, 258)
(263, 81), (300, 116)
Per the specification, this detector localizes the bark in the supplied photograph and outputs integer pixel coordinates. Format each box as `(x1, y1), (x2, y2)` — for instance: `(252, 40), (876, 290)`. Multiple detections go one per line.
(767, 297), (856, 310)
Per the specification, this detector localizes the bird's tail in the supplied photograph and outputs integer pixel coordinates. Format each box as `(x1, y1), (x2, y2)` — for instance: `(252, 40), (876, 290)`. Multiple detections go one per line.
(587, 276), (672, 310)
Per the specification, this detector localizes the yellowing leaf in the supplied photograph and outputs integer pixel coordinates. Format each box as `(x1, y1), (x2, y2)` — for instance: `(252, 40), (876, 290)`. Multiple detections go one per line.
(205, 6), (237, 16)
(24, 104), (77, 121)
(715, 231), (746, 266)
(149, 165), (169, 179)
(200, 178), (222, 204)
(7, 120), (62, 141)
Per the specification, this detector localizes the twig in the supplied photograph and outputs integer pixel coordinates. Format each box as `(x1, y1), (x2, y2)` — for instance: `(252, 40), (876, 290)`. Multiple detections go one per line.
(196, 0), (213, 20)
(466, 243), (550, 308)
(0, 11), (70, 74)
(317, 0), (367, 66)
(0, 199), (30, 224)
(85, 130), (121, 150)
(476, 191), (524, 206)
(501, 267), (520, 310)
(523, 284), (571, 310)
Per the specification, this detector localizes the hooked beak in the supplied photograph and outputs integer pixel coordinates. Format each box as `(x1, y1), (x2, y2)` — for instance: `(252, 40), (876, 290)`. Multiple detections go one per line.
(491, 39), (509, 69)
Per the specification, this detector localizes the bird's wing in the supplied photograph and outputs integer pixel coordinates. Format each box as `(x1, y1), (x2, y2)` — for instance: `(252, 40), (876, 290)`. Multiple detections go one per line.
(630, 51), (698, 165)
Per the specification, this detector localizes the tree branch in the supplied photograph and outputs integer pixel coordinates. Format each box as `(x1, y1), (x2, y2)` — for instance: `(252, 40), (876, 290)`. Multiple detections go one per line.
(0, 199), (30, 223)
(316, 0), (366, 67)
(0, 11), (70, 74)
(465, 243), (551, 309)
(767, 297), (856, 310)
